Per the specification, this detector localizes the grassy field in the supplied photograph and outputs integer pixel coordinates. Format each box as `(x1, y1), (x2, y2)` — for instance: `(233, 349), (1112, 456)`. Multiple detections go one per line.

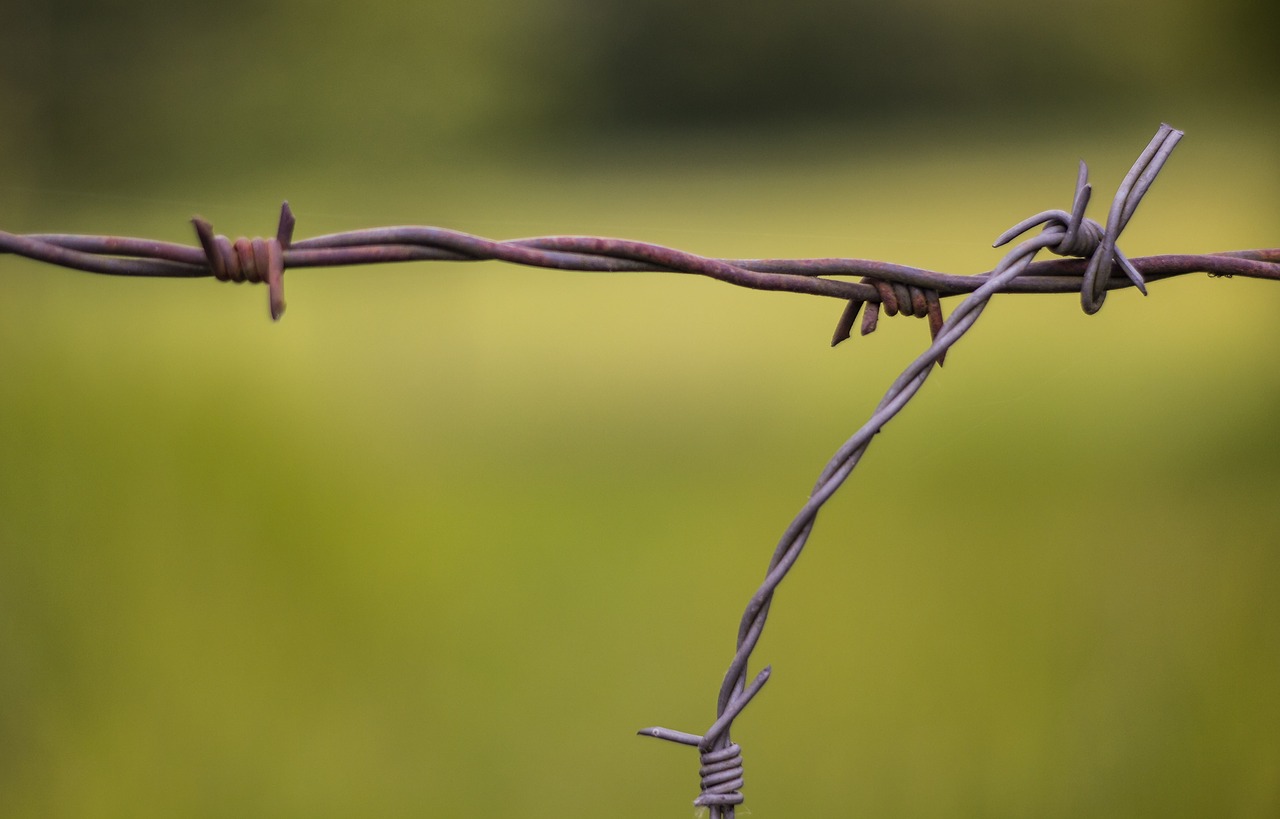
(2, 126), (1278, 817)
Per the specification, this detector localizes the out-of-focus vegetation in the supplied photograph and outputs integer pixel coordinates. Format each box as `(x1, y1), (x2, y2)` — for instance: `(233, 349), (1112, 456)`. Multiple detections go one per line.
(1, 2), (1278, 818)
(1, 0), (1277, 190)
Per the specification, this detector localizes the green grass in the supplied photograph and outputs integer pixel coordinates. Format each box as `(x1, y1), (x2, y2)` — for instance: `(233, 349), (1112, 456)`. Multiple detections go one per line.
(1, 131), (1278, 817)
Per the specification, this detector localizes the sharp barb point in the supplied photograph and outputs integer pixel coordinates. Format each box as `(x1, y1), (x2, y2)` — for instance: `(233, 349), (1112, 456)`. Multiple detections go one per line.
(831, 299), (863, 347)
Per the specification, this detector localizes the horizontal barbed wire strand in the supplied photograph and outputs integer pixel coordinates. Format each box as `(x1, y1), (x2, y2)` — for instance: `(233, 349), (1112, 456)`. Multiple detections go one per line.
(4, 125), (1280, 815)
(1, 208), (1277, 332)
(6, 228), (1277, 290)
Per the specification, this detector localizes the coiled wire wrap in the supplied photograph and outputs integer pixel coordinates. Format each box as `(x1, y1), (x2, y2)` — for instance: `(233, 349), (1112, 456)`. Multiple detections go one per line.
(697, 743), (747, 807)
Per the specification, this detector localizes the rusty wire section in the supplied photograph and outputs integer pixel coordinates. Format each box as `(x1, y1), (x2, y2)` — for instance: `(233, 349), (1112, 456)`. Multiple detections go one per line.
(2, 138), (1278, 337)
(4, 125), (1280, 815)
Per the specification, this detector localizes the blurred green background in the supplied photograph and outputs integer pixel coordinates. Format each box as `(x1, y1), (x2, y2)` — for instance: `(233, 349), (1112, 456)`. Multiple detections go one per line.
(2, 1), (1278, 817)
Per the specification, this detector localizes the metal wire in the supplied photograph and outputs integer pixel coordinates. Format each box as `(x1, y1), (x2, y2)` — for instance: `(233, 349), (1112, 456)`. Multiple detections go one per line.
(3, 124), (1279, 815)
(1, 142), (1277, 335)
(635, 123), (1212, 817)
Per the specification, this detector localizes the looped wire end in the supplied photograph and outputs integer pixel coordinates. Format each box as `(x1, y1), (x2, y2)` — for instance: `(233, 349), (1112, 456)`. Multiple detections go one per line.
(191, 201), (294, 321)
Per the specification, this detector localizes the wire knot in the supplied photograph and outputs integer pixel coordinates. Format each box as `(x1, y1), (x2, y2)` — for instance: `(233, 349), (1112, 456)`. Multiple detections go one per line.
(192, 202), (296, 321)
(1047, 214), (1105, 258)
(993, 124), (1183, 314)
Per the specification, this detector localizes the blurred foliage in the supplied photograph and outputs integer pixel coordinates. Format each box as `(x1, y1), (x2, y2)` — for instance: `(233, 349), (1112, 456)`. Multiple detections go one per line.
(0, 0), (1277, 190)
(1, 2), (1278, 818)
(549, 0), (1223, 129)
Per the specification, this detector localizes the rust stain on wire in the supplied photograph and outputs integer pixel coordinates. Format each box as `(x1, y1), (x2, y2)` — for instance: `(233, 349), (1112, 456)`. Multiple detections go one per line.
(4, 125), (1280, 816)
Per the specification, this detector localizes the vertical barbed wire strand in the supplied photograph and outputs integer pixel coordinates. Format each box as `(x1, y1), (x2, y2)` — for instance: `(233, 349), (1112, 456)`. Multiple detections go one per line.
(638, 124), (1183, 816)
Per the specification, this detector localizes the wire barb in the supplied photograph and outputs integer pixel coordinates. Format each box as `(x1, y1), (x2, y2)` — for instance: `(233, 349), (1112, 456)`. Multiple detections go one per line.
(831, 277), (948, 362)
(639, 666), (770, 815)
(192, 202), (295, 321)
(993, 124), (1184, 315)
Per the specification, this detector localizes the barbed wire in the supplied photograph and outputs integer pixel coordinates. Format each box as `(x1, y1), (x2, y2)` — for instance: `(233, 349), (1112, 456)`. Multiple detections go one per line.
(3, 124), (1279, 816)
(2, 153), (1277, 336)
